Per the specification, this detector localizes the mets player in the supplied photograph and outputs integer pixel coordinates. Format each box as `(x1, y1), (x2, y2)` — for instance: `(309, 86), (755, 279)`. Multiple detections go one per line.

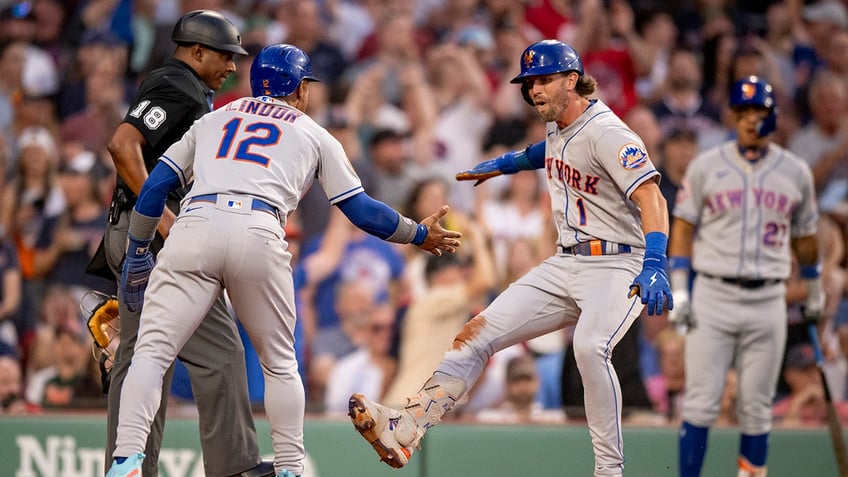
(104, 44), (461, 477)
(669, 76), (822, 477)
(347, 39), (673, 477)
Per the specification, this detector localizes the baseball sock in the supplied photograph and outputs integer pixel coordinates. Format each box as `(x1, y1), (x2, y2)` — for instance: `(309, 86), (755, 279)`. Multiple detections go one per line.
(679, 421), (709, 477)
(738, 432), (768, 474)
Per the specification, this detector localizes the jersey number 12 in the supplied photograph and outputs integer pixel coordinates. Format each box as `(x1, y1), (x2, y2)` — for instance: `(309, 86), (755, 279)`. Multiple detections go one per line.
(215, 118), (281, 167)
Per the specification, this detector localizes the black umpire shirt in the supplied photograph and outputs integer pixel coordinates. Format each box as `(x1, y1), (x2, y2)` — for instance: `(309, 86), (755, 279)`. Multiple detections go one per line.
(86, 59), (213, 279)
(117, 58), (214, 207)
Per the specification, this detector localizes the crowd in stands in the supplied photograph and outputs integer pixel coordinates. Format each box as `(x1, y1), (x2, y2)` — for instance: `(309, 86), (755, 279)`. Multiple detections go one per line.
(1, 0), (848, 430)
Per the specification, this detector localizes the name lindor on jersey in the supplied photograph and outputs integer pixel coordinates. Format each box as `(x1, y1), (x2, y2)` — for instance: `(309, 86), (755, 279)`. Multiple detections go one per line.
(225, 97), (303, 123)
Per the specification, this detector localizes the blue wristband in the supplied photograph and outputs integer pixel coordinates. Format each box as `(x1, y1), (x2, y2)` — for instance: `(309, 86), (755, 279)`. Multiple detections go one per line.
(643, 231), (668, 269)
(669, 256), (691, 271)
(800, 263), (822, 279)
(411, 224), (427, 246)
(126, 233), (151, 259)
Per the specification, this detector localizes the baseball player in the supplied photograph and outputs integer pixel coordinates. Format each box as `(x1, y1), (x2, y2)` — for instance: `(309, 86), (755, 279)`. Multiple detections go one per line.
(669, 76), (822, 477)
(347, 39), (673, 477)
(86, 11), (273, 477)
(104, 43), (461, 477)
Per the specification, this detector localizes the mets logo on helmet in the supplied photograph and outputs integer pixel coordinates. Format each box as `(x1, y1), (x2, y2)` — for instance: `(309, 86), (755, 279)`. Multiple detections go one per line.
(741, 83), (756, 99)
(618, 143), (649, 170)
(523, 50), (535, 68)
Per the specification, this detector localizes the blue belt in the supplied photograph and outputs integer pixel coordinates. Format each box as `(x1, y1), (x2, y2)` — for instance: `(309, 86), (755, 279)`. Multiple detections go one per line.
(188, 193), (279, 218)
(559, 240), (631, 256)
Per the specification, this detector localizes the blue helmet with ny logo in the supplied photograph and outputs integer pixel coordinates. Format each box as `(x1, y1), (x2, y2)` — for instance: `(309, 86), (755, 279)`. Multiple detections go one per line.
(250, 44), (320, 98)
(729, 75), (777, 137)
(510, 40), (583, 105)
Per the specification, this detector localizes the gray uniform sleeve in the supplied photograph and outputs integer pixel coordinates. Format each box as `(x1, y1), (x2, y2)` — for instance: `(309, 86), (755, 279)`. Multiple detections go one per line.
(791, 158), (819, 237)
(317, 131), (364, 204)
(594, 128), (659, 198)
(672, 154), (709, 225)
(158, 119), (199, 188)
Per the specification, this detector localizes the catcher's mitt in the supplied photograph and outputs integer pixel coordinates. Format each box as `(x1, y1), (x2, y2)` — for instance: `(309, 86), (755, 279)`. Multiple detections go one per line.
(80, 290), (120, 388)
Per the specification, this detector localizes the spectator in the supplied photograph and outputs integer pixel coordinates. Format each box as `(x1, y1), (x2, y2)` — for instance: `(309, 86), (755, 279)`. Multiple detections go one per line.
(275, 0), (348, 100)
(650, 47), (724, 151)
(0, 127), (66, 355)
(383, 215), (496, 409)
(478, 170), (548, 281)
(57, 30), (131, 121)
(644, 327), (686, 422)
(656, 128), (699, 224)
(476, 353), (565, 424)
(368, 128), (437, 211)
(25, 323), (105, 409)
(305, 278), (377, 411)
(47, 151), (114, 298)
(400, 177), (462, 299)
(634, 9), (678, 105)
(573, 0), (652, 118)
(788, 70), (848, 214)
(324, 302), (397, 414)
(773, 343), (848, 426)
(623, 104), (663, 165)
(0, 354), (37, 414)
(60, 57), (128, 155)
(0, 226), (22, 356)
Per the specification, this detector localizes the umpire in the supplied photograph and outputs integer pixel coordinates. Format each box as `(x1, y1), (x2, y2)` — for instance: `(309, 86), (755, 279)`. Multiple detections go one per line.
(88, 10), (273, 477)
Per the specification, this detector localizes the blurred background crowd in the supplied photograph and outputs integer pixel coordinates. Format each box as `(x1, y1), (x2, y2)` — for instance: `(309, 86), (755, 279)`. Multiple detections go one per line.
(1, 0), (848, 429)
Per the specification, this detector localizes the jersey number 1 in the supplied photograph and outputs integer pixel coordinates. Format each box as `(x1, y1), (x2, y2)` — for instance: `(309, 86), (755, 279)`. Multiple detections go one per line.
(216, 118), (281, 167)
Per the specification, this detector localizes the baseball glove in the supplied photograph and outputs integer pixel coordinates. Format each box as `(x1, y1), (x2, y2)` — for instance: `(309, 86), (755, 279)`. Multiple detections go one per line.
(81, 290), (120, 386)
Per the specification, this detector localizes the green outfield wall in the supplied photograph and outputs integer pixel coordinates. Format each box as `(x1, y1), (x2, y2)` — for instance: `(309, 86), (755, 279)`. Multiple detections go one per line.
(0, 415), (839, 476)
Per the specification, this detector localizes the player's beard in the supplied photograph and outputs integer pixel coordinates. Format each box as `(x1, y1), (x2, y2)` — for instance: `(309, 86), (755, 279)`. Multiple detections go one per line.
(536, 83), (570, 123)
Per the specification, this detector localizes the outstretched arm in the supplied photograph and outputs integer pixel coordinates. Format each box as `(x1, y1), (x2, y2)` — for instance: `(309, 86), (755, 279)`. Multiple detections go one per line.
(337, 191), (461, 256)
(456, 141), (546, 186)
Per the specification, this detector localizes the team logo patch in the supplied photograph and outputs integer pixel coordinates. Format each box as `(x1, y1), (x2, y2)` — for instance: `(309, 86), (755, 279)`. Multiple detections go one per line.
(523, 50), (535, 69)
(741, 83), (756, 100)
(618, 143), (649, 170)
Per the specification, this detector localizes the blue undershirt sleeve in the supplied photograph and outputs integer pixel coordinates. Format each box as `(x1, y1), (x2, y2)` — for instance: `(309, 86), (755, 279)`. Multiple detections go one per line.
(135, 162), (181, 217)
(525, 140), (546, 169)
(336, 192), (400, 240)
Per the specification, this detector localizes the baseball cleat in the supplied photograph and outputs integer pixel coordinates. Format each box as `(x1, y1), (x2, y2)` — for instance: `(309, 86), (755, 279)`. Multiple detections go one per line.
(348, 393), (423, 469)
(237, 460), (276, 477)
(105, 453), (144, 477)
(275, 471), (299, 477)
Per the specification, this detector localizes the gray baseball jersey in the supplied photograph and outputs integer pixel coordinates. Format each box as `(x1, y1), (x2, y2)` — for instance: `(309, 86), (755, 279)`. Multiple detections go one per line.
(547, 100), (659, 249)
(165, 96), (363, 213)
(114, 96), (364, 475)
(435, 100), (659, 476)
(674, 140), (818, 279)
(675, 140), (818, 436)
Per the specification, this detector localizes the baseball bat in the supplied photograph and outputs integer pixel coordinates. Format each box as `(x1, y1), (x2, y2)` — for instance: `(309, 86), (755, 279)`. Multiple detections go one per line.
(807, 323), (848, 477)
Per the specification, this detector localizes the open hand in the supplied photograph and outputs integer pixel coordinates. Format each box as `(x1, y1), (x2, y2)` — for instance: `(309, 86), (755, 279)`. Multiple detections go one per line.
(417, 206), (462, 256)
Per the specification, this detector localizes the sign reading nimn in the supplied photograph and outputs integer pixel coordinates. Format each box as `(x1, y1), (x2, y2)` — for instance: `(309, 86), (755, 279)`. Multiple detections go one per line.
(15, 435), (205, 477)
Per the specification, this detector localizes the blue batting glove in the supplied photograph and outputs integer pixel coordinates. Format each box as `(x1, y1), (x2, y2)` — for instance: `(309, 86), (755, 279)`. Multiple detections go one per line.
(121, 234), (154, 312)
(456, 150), (525, 186)
(628, 232), (674, 316)
(456, 159), (502, 186)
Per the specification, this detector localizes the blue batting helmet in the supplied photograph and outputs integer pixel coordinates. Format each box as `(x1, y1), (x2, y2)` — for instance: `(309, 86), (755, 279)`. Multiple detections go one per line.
(510, 40), (584, 105)
(729, 75), (777, 137)
(250, 44), (320, 98)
